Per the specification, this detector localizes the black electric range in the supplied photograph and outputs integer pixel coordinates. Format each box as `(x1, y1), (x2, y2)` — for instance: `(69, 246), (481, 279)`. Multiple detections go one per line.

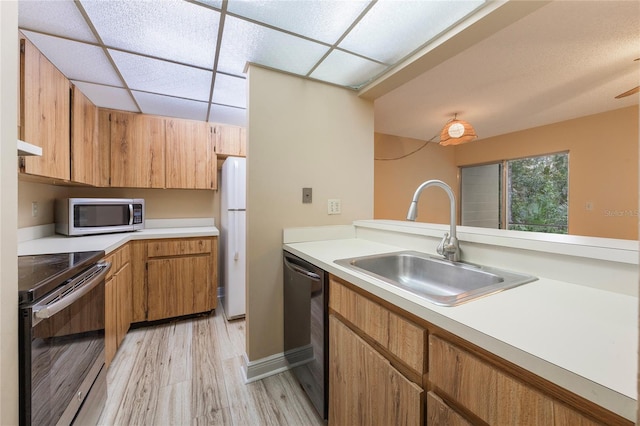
(18, 250), (108, 426)
(18, 250), (105, 305)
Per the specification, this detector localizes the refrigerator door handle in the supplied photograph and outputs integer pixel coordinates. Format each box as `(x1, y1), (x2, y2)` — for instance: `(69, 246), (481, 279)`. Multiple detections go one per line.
(234, 213), (240, 261)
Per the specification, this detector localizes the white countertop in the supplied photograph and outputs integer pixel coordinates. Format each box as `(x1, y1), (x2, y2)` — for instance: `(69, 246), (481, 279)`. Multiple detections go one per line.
(18, 226), (219, 256)
(284, 237), (638, 421)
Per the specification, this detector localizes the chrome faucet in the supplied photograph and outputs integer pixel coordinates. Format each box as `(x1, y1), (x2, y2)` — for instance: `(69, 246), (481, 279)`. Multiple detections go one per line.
(406, 179), (460, 262)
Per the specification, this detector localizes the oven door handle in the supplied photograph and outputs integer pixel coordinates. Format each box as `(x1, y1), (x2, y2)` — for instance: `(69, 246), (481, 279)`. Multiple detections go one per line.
(33, 261), (111, 320)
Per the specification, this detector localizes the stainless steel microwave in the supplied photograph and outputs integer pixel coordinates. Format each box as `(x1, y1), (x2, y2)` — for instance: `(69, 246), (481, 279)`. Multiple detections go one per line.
(55, 198), (145, 236)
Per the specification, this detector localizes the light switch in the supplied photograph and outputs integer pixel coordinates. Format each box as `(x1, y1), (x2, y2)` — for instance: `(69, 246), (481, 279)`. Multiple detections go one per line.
(303, 187), (312, 203)
(32, 201), (38, 217)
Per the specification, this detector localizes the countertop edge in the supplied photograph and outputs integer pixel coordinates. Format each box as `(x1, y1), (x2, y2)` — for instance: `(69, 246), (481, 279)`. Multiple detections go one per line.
(18, 226), (220, 256)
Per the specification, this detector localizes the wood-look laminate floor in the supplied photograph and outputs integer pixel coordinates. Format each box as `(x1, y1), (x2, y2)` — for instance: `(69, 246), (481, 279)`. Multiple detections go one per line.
(98, 308), (324, 426)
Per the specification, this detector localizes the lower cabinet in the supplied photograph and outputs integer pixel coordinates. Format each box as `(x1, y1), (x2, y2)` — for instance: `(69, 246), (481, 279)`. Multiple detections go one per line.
(133, 237), (218, 322)
(147, 254), (212, 321)
(329, 315), (423, 426)
(328, 274), (631, 426)
(329, 276), (424, 426)
(104, 236), (218, 367)
(428, 335), (605, 426)
(426, 392), (471, 426)
(104, 244), (132, 368)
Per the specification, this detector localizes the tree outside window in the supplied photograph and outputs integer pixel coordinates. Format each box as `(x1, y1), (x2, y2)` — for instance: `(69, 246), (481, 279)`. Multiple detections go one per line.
(461, 152), (569, 234)
(507, 153), (568, 234)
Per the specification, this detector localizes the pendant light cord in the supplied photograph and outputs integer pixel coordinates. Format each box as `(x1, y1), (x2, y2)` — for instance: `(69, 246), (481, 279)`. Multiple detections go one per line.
(374, 132), (440, 161)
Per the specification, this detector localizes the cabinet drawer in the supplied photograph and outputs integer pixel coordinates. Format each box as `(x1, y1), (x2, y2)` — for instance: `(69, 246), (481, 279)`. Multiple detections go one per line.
(329, 277), (387, 345)
(104, 243), (130, 279)
(330, 276), (426, 375)
(147, 238), (211, 257)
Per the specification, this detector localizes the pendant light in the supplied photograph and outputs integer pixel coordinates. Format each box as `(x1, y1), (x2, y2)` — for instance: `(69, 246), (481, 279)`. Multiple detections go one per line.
(439, 114), (477, 146)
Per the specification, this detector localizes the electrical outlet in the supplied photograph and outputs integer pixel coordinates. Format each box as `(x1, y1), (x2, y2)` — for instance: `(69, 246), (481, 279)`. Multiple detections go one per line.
(31, 201), (38, 217)
(328, 199), (341, 215)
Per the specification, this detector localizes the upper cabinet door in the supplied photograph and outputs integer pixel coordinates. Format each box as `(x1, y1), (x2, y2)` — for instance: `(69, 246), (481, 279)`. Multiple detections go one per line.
(110, 111), (166, 188)
(71, 86), (101, 186)
(213, 124), (246, 158)
(19, 36), (71, 181)
(166, 119), (216, 189)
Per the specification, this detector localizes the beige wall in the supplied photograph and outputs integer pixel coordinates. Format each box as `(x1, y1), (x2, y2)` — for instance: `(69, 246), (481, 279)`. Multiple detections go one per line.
(375, 106), (639, 240)
(246, 66), (374, 361)
(18, 180), (219, 228)
(374, 133), (458, 224)
(1, 2), (19, 424)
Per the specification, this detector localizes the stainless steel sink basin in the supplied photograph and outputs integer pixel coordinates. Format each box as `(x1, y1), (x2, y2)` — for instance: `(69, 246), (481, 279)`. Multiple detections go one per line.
(334, 251), (537, 306)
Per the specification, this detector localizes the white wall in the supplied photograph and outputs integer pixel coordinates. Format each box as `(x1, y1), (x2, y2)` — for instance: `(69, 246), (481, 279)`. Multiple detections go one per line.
(0, 2), (19, 424)
(246, 66), (374, 361)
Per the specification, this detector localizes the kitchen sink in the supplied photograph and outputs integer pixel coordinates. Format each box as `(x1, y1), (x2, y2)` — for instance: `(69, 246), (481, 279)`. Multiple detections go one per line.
(334, 251), (537, 307)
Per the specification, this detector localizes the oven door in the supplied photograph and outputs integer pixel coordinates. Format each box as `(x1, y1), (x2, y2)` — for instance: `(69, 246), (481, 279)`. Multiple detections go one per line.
(19, 263), (109, 426)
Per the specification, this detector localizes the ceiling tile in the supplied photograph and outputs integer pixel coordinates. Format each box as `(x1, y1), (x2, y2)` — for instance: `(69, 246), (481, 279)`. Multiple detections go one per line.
(109, 50), (213, 102)
(339, 0), (486, 64)
(80, 0), (220, 69)
(212, 74), (246, 108)
(18, 0), (97, 43)
(209, 104), (246, 127)
(227, 0), (371, 45)
(71, 81), (138, 112)
(310, 50), (388, 88)
(21, 31), (122, 87)
(133, 91), (209, 121)
(217, 15), (330, 76)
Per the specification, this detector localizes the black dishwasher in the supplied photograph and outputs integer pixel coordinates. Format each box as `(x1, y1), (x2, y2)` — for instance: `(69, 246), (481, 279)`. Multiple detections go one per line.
(283, 250), (328, 420)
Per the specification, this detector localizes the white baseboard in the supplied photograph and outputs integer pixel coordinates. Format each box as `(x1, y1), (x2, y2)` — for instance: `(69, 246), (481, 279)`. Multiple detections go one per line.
(242, 344), (313, 384)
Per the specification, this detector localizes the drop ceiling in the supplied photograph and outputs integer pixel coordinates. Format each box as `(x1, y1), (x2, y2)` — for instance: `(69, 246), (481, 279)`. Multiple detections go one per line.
(17, 1), (640, 138)
(17, 0), (488, 127)
(371, 0), (640, 141)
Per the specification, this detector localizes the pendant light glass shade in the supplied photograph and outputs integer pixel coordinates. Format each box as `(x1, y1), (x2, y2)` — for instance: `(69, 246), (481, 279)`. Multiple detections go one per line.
(439, 118), (477, 146)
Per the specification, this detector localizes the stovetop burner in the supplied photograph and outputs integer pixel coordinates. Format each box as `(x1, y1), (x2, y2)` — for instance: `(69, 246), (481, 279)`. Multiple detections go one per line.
(18, 251), (105, 305)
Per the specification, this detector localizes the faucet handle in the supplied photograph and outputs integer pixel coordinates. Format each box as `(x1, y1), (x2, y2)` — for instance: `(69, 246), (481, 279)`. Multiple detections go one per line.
(437, 233), (449, 256)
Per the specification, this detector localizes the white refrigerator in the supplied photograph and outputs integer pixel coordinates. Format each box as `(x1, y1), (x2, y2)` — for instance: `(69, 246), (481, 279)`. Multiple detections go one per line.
(220, 157), (246, 320)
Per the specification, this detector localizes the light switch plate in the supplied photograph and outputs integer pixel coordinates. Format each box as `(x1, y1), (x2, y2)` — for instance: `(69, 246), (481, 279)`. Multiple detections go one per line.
(303, 187), (312, 203)
(328, 199), (341, 215)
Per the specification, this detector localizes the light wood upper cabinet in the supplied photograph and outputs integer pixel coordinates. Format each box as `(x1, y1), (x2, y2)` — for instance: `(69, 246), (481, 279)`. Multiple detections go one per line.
(166, 118), (216, 189)
(19, 36), (71, 180)
(109, 110), (165, 188)
(212, 124), (246, 158)
(71, 86), (102, 186)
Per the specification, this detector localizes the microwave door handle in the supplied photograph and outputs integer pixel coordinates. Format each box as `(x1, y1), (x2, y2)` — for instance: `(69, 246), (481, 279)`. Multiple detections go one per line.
(33, 262), (111, 319)
(129, 204), (134, 225)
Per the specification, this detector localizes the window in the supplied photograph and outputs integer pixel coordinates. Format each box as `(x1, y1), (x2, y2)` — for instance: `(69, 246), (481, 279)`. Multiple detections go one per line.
(461, 152), (568, 234)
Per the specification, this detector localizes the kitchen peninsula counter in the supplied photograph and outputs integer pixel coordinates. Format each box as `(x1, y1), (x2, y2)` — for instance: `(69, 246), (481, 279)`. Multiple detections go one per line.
(283, 220), (638, 422)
